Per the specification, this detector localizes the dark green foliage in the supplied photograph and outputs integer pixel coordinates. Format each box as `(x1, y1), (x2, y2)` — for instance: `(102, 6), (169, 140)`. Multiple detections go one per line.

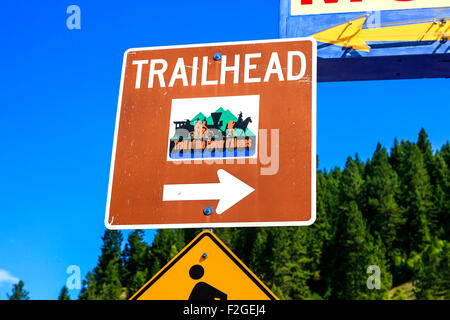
(94, 230), (123, 282)
(77, 129), (448, 300)
(270, 227), (312, 299)
(402, 144), (433, 253)
(79, 230), (125, 300)
(430, 153), (450, 240)
(148, 229), (185, 278)
(327, 201), (389, 299)
(7, 280), (30, 300)
(414, 238), (450, 299)
(417, 129), (435, 176)
(306, 171), (334, 289)
(325, 156), (392, 300)
(96, 230), (124, 299)
(364, 143), (405, 282)
(58, 285), (70, 300)
(441, 142), (450, 169)
(122, 230), (150, 298)
(339, 156), (364, 203)
(78, 271), (97, 300)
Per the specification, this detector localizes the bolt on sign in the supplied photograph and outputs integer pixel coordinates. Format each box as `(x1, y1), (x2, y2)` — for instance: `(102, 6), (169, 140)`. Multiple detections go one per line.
(281, 0), (450, 81)
(130, 231), (278, 300)
(105, 38), (316, 229)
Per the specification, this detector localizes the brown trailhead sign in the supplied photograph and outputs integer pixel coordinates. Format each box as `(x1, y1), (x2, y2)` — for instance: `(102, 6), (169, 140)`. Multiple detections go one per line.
(105, 38), (316, 229)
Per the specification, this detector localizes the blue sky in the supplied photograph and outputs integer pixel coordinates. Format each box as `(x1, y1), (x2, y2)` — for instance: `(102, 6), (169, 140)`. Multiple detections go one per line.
(0, 1), (448, 300)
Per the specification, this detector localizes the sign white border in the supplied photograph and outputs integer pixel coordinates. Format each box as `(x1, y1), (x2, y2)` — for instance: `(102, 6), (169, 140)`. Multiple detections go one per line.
(105, 37), (317, 230)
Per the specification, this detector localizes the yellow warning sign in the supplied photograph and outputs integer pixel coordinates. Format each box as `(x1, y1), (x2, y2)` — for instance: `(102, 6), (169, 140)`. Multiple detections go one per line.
(130, 231), (278, 300)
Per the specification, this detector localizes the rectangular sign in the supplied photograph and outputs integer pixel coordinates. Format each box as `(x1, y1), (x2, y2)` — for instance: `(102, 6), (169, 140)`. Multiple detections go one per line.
(281, 0), (450, 81)
(291, 0), (450, 16)
(105, 38), (316, 229)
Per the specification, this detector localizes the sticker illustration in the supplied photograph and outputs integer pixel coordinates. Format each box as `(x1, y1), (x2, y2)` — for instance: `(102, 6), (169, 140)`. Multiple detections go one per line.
(167, 95), (260, 160)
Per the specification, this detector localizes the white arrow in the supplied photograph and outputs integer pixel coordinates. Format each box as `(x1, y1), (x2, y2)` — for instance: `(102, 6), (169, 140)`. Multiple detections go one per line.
(162, 169), (255, 214)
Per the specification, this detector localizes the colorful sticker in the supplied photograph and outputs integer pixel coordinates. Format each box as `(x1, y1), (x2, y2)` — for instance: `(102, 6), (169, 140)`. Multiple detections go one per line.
(167, 95), (260, 161)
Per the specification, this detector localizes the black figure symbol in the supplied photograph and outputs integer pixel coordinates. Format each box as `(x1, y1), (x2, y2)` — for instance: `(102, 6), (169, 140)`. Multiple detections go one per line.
(234, 111), (252, 136)
(188, 264), (227, 300)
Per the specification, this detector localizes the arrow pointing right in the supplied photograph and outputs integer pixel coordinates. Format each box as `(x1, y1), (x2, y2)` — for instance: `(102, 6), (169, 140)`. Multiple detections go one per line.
(162, 169), (255, 215)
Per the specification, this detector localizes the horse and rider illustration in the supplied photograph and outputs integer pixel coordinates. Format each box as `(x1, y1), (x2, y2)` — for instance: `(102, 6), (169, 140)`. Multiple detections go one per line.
(173, 109), (253, 140)
(227, 112), (253, 137)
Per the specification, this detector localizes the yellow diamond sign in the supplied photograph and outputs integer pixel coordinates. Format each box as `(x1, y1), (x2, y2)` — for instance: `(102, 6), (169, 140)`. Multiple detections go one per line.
(130, 231), (278, 300)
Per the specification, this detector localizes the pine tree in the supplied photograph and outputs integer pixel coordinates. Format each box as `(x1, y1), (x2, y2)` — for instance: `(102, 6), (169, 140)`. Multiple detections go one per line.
(93, 230), (124, 300)
(248, 228), (271, 281)
(99, 259), (123, 299)
(122, 230), (150, 298)
(183, 228), (202, 245)
(401, 144), (433, 254)
(417, 129), (445, 237)
(7, 280), (30, 300)
(230, 227), (259, 267)
(441, 142), (450, 169)
(364, 234), (393, 299)
(438, 142), (450, 241)
(417, 129), (435, 175)
(244, 227), (312, 299)
(275, 228), (312, 299)
(389, 138), (407, 176)
(414, 239), (450, 299)
(78, 271), (97, 300)
(306, 169), (337, 295)
(148, 229), (185, 278)
(328, 201), (391, 299)
(213, 228), (234, 247)
(326, 156), (392, 299)
(364, 143), (405, 258)
(58, 285), (70, 300)
(330, 201), (364, 299)
(430, 152), (450, 239)
(340, 157), (364, 204)
(126, 271), (147, 299)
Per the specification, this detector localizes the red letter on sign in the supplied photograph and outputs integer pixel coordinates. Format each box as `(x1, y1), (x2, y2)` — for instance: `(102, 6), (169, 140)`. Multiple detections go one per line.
(300, 0), (363, 4)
